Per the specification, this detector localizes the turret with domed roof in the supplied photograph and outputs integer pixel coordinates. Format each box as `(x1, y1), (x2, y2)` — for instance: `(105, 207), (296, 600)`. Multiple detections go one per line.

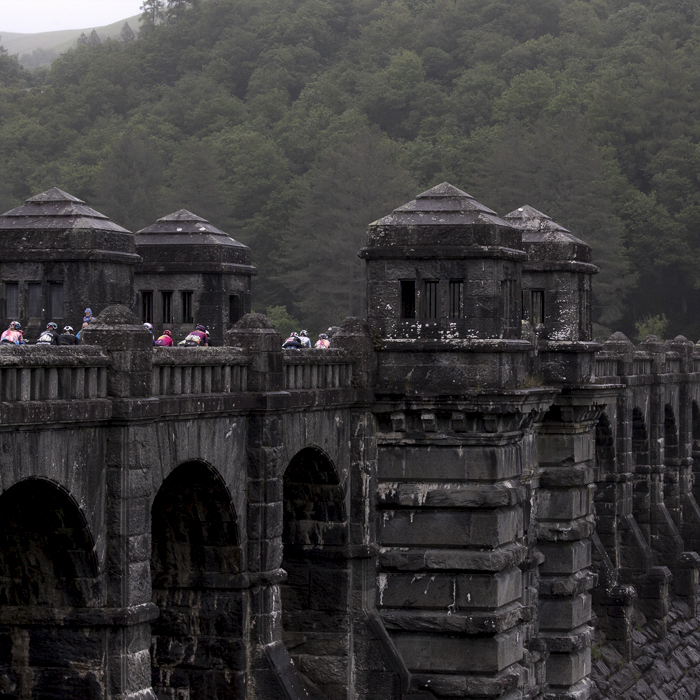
(134, 209), (256, 345)
(503, 204), (598, 342)
(359, 182), (532, 393)
(0, 187), (138, 335)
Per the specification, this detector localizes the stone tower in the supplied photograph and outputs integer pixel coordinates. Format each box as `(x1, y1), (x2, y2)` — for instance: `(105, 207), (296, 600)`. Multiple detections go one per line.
(0, 187), (137, 336)
(504, 205), (597, 343)
(361, 183), (558, 698)
(135, 209), (255, 345)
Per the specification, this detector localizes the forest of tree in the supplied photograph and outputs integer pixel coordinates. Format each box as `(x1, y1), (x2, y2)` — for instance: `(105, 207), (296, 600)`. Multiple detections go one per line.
(1, 0), (700, 338)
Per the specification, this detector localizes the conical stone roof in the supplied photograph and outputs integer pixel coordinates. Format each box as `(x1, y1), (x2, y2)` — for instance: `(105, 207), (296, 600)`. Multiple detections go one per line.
(362, 182), (523, 254)
(136, 210), (253, 267)
(0, 187), (131, 233)
(503, 205), (595, 266)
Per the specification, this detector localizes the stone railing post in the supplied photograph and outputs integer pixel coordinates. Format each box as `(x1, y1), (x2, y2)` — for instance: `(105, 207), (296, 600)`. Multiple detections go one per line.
(81, 304), (158, 700)
(225, 313), (283, 392)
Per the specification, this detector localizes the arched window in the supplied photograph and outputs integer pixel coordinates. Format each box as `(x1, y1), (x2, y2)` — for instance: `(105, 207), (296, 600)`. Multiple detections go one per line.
(151, 461), (243, 699)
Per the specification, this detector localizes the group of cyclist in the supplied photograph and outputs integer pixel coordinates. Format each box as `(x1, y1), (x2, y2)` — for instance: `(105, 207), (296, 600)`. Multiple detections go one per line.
(282, 329), (331, 350)
(0, 321), (81, 346)
(1, 309), (327, 351)
(145, 323), (210, 347)
(0, 313), (211, 348)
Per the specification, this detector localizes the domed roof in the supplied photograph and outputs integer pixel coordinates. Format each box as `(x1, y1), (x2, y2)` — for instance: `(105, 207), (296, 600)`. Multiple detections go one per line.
(503, 205), (595, 266)
(362, 183), (523, 254)
(0, 187), (131, 233)
(135, 210), (253, 268)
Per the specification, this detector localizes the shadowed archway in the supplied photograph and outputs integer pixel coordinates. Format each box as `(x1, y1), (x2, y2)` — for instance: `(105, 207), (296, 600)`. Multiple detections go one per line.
(281, 447), (349, 699)
(664, 404), (681, 528)
(151, 461), (244, 699)
(692, 402), (700, 504)
(0, 478), (102, 699)
(632, 407), (651, 541)
(594, 412), (618, 569)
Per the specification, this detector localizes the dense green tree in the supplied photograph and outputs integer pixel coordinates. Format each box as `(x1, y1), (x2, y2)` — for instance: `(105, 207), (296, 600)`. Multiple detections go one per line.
(274, 127), (417, 329)
(6, 0), (700, 335)
(470, 114), (636, 333)
(94, 132), (166, 231)
(120, 22), (137, 43)
(140, 0), (165, 29)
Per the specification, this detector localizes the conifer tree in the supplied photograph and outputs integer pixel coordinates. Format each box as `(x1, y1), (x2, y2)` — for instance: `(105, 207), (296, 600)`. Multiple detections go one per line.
(120, 22), (136, 43)
(274, 127), (416, 329)
(86, 29), (101, 47)
(140, 0), (164, 29)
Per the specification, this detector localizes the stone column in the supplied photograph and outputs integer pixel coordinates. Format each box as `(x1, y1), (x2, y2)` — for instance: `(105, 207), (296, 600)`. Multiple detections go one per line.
(227, 314), (321, 699)
(82, 305), (158, 700)
(375, 391), (555, 700)
(667, 337), (700, 614)
(536, 396), (600, 700)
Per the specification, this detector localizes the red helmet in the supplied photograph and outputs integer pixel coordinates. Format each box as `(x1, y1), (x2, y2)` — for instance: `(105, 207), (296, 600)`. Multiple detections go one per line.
(164, 330), (172, 337)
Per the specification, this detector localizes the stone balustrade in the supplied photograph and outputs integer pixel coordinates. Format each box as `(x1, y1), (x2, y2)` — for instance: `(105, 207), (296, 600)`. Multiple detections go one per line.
(151, 347), (249, 396)
(0, 346), (109, 401)
(282, 349), (354, 390)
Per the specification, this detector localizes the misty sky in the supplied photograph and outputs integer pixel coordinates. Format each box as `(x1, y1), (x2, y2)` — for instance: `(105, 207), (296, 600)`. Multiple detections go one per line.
(1, 0), (142, 34)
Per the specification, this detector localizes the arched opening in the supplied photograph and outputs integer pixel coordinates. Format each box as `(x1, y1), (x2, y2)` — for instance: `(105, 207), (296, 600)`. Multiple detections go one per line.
(151, 461), (244, 699)
(632, 407), (651, 540)
(664, 404), (681, 528)
(0, 478), (102, 698)
(664, 404), (679, 463)
(594, 413), (618, 570)
(282, 447), (349, 698)
(692, 402), (700, 504)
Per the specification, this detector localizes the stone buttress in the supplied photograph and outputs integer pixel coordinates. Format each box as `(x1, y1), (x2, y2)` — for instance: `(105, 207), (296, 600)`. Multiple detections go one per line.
(360, 184), (557, 700)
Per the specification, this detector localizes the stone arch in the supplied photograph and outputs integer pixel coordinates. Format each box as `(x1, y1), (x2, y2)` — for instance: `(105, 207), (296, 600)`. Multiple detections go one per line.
(151, 460), (245, 699)
(632, 407), (652, 540)
(0, 478), (103, 698)
(664, 404), (681, 528)
(692, 401), (700, 503)
(281, 446), (350, 699)
(664, 404), (679, 462)
(594, 413), (618, 568)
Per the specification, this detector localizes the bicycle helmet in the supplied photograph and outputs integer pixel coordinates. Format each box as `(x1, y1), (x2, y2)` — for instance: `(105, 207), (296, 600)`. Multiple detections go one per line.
(47, 322), (57, 330)
(163, 330), (172, 337)
(196, 324), (206, 332)
(63, 326), (73, 333)
(9, 321), (20, 330)
(300, 330), (308, 337)
(319, 333), (328, 339)
(143, 323), (153, 331)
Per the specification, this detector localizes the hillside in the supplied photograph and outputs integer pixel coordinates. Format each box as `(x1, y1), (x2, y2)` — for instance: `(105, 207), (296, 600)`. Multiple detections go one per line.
(0, 0), (699, 338)
(1, 14), (141, 67)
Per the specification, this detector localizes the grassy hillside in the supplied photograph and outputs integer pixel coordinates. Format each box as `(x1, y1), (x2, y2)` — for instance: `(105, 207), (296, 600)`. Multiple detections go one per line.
(1, 14), (141, 67)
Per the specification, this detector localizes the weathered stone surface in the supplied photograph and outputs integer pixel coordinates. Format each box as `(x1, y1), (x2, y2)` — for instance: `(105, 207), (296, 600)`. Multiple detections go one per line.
(0, 183), (696, 700)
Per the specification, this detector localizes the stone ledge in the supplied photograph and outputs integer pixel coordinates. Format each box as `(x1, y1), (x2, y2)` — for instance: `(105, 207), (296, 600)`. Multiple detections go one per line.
(378, 543), (527, 572)
(0, 602), (159, 627)
(376, 481), (526, 508)
(381, 602), (524, 635)
(410, 664), (525, 697)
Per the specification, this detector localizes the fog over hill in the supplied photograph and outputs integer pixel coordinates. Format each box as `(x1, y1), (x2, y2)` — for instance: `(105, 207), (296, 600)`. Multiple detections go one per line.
(1, 14), (140, 67)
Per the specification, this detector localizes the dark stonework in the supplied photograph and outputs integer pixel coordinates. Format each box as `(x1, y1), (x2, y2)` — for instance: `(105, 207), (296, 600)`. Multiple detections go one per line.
(0, 184), (698, 700)
(135, 209), (256, 346)
(0, 188), (138, 337)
